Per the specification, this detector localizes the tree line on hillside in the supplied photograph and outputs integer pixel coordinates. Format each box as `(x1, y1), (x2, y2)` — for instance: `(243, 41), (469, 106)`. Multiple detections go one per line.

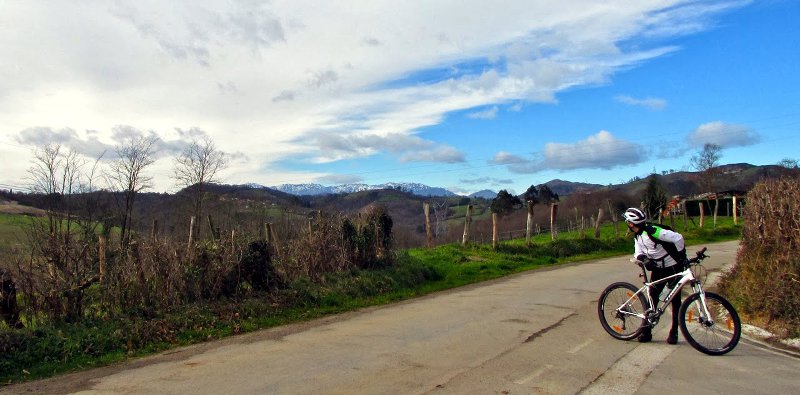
(458, 145), (800, 246)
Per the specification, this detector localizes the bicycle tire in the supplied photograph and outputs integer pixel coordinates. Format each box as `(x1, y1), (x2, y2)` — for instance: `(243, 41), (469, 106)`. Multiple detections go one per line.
(598, 282), (649, 340)
(679, 291), (741, 355)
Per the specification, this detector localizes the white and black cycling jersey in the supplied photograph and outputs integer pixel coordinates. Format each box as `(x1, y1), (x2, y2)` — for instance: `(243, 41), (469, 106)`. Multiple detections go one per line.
(632, 224), (686, 268)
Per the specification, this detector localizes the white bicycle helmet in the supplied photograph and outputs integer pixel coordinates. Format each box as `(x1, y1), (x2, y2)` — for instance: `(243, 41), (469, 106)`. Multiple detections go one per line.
(623, 207), (647, 224)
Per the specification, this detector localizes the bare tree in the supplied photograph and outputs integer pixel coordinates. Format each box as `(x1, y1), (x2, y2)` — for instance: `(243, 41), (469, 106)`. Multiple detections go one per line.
(778, 158), (799, 169)
(28, 144), (85, 231)
(173, 136), (228, 239)
(22, 144), (103, 323)
(108, 135), (158, 248)
(690, 143), (722, 192)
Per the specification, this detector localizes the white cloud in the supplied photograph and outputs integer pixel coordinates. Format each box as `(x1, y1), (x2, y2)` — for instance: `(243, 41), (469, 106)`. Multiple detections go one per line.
(491, 131), (646, 173)
(315, 174), (363, 185)
(400, 146), (465, 163)
(309, 132), (465, 164)
(543, 131), (645, 170)
(687, 121), (760, 148)
(491, 151), (529, 165)
(467, 106), (499, 120)
(615, 95), (667, 110)
(0, 0), (746, 190)
(458, 176), (514, 186)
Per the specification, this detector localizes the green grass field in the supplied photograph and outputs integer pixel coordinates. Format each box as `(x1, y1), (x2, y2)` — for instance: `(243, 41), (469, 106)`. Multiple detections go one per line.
(0, 213), (33, 250)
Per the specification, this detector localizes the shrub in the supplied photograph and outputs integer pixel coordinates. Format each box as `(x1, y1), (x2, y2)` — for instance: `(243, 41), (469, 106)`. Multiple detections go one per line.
(719, 177), (800, 337)
(237, 240), (281, 292)
(283, 207), (395, 282)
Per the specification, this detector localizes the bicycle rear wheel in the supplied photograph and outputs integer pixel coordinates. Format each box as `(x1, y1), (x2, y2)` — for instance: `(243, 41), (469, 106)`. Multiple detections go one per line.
(679, 292), (741, 355)
(598, 282), (648, 340)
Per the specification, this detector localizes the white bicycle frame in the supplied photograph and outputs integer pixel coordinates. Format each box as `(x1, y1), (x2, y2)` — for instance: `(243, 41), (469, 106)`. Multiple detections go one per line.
(617, 263), (714, 326)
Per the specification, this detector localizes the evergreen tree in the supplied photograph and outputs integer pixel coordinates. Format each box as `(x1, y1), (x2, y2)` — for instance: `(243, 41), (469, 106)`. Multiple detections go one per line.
(642, 174), (667, 221)
(522, 185), (539, 205)
(538, 185), (560, 205)
(490, 190), (522, 217)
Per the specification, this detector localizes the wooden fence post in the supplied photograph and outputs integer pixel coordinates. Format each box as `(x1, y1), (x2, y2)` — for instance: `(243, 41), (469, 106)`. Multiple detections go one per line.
(424, 202), (433, 248)
(550, 203), (558, 241)
(699, 202), (705, 228)
(462, 205), (473, 245)
(188, 216), (195, 249)
(733, 195), (738, 225)
(492, 213), (498, 249)
(713, 196), (719, 228)
(526, 201), (534, 246)
(265, 222), (280, 254)
(151, 219), (158, 241)
(595, 208), (604, 238)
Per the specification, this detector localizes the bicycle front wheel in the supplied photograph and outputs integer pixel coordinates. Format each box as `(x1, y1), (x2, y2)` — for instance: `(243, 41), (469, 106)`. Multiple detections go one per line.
(598, 282), (648, 340)
(679, 292), (741, 355)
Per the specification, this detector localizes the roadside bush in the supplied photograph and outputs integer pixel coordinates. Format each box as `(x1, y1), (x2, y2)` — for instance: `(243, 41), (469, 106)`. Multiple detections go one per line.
(237, 240), (281, 292)
(283, 213), (355, 281)
(719, 177), (800, 337)
(283, 207), (395, 282)
(104, 240), (187, 317)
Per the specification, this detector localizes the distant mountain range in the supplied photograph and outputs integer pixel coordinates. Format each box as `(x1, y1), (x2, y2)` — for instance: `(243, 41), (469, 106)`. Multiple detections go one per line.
(266, 182), (458, 197)
(264, 179), (605, 199)
(468, 190), (498, 199)
(252, 163), (793, 200)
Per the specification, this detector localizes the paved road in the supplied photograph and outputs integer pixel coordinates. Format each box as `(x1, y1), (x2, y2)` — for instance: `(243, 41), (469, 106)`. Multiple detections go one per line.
(5, 240), (799, 394)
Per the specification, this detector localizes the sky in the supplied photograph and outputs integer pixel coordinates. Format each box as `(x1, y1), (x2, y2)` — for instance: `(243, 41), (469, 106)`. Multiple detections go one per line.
(1, 0), (799, 196)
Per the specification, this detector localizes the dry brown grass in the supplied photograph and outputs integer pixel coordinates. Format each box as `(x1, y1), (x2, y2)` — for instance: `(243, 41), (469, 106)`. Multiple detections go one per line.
(0, 200), (45, 216)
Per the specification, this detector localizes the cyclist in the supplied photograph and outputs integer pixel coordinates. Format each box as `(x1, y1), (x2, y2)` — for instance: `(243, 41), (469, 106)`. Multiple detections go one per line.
(623, 207), (687, 344)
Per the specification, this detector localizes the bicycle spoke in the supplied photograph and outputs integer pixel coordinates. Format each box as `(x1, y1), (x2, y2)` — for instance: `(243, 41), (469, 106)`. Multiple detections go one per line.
(598, 282), (647, 341)
(680, 292), (741, 355)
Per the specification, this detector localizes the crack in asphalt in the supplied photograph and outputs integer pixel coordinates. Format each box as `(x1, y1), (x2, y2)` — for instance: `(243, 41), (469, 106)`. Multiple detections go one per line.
(524, 312), (578, 343)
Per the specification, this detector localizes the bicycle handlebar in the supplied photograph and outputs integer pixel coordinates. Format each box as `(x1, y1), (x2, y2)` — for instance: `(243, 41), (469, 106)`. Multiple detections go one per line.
(687, 247), (708, 264)
(633, 247), (708, 268)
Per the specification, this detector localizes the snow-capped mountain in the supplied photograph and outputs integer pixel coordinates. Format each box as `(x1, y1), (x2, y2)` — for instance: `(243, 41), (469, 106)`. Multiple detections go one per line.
(469, 189), (498, 199)
(270, 182), (456, 197)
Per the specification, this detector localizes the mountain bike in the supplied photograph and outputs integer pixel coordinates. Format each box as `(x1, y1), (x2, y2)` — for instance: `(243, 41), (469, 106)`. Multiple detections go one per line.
(597, 247), (741, 355)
